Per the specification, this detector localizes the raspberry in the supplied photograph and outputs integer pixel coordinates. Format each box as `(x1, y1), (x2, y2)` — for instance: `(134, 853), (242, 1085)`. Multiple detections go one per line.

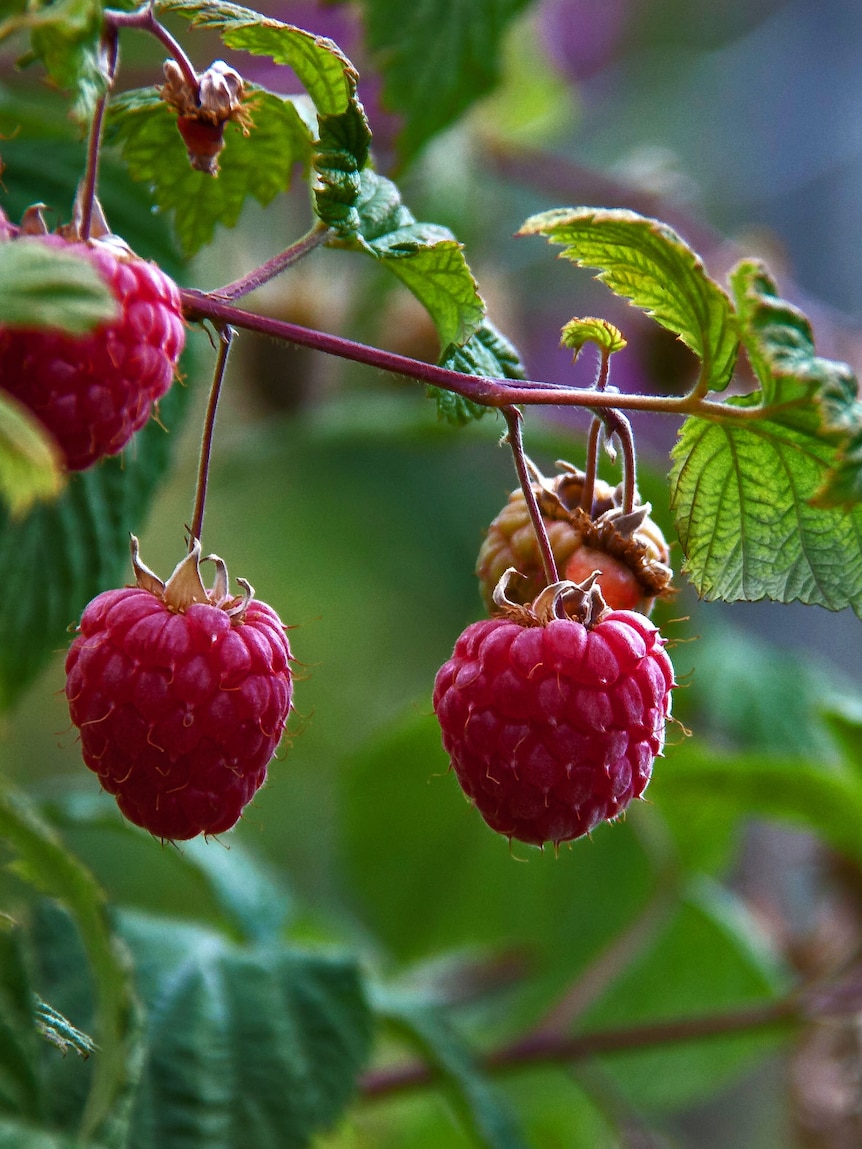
(476, 464), (673, 615)
(65, 539), (293, 840)
(433, 576), (674, 847)
(0, 232), (185, 471)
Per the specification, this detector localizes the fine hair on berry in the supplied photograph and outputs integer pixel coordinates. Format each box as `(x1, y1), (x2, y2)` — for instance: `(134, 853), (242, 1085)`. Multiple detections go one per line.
(0, 233), (185, 471)
(433, 600), (674, 848)
(65, 543), (293, 840)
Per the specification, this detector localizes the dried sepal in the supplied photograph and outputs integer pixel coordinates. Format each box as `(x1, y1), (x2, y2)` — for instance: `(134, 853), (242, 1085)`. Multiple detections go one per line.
(491, 566), (609, 629)
(159, 59), (255, 175)
(129, 535), (256, 619)
(477, 459), (675, 614)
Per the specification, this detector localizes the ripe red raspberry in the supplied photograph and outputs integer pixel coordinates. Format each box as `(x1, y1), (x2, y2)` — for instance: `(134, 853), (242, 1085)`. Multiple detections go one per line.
(476, 464), (672, 615)
(433, 576), (674, 847)
(65, 539), (293, 840)
(0, 232), (185, 470)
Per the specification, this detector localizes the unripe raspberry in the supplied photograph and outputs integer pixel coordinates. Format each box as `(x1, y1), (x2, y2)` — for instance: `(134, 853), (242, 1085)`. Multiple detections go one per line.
(0, 231), (185, 470)
(433, 575), (674, 847)
(65, 539), (293, 840)
(476, 464), (672, 615)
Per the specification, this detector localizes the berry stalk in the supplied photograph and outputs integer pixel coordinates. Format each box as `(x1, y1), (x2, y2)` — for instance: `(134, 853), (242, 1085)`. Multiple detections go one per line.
(503, 405), (559, 588)
(77, 28), (119, 240)
(190, 324), (234, 549)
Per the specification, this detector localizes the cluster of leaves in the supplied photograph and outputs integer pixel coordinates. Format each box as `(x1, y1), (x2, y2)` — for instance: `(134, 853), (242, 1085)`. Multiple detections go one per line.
(520, 208), (862, 616)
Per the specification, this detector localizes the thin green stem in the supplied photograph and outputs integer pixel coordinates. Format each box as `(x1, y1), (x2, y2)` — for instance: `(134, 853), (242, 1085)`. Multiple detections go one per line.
(210, 222), (335, 301)
(503, 406), (558, 586)
(190, 325), (234, 549)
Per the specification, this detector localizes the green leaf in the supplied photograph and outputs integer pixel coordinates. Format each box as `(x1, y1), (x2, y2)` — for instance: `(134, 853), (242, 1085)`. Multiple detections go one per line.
(431, 319), (525, 424)
(107, 86), (312, 257)
(581, 877), (787, 1110)
(0, 370), (192, 712)
(357, 0), (534, 164)
(653, 741), (862, 872)
(730, 259), (862, 509)
(374, 988), (530, 1149)
(40, 793), (294, 941)
(681, 624), (843, 761)
(28, 902), (109, 1137)
(0, 240), (118, 332)
(669, 402), (862, 613)
(0, 780), (138, 1146)
(0, 393), (64, 518)
(312, 97), (371, 237)
(350, 168), (413, 241)
(560, 316), (627, 358)
(519, 207), (738, 391)
(155, 0), (358, 117)
(0, 918), (42, 1121)
(822, 697), (862, 774)
(333, 170), (485, 351)
(0, 0), (107, 122)
(118, 913), (372, 1149)
(374, 226), (484, 351)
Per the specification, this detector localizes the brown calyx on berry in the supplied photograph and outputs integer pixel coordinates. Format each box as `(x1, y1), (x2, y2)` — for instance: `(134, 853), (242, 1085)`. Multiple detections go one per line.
(492, 567), (610, 630)
(160, 60), (254, 174)
(566, 500), (674, 603)
(130, 535), (254, 620)
(477, 458), (675, 615)
(17, 197), (134, 257)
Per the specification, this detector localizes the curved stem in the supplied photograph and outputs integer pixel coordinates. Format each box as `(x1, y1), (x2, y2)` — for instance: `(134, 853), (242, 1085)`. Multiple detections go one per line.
(503, 406), (558, 586)
(189, 325), (234, 548)
(578, 351), (611, 513)
(105, 4), (199, 95)
(610, 410), (637, 515)
(78, 29), (119, 239)
(580, 419), (602, 514)
(210, 223), (335, 300)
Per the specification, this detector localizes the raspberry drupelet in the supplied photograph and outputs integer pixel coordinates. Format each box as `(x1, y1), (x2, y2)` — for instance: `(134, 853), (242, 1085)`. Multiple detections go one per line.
(434, 573), (674, 847)
(0, 229), (185, 470)
(66, 538), (293, 840)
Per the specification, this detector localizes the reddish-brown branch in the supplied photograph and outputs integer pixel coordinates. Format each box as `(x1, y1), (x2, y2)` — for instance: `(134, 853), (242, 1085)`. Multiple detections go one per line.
(209, 223), (334, 301)
(105, 5), (199, 95)
(360, 995), (800, 1101)
(179, 290), (706, 418)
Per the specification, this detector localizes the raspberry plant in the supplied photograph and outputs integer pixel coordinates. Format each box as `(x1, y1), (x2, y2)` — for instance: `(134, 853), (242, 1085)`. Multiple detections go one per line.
(1, 2), (862, 1148)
